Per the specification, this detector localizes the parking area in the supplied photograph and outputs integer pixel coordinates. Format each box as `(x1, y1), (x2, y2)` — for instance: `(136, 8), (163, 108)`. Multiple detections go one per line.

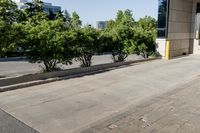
(0, 55), (142, 78)
(0, 55), (200, 133)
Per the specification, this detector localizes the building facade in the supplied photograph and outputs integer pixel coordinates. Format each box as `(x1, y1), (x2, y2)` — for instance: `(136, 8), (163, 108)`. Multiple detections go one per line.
(43, 2), (61, 14)
(14, 0), (61, 14)
(97, 21), (107, 29)
(156, 0), (200, 59)
(14, 0), (29, 9)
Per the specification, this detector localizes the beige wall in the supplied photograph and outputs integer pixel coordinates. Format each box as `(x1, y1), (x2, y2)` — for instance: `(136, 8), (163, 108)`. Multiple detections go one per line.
(167, 0), (194, 58)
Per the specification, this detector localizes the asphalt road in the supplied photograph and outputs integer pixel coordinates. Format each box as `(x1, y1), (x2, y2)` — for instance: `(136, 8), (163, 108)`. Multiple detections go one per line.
(0, 55), (200, 133)
(0, 54), (142, 78)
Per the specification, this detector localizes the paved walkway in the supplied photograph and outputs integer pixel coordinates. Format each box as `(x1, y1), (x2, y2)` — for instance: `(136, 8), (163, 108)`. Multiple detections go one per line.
(0, 55), (200, 133)
(82, 78), (200, 133)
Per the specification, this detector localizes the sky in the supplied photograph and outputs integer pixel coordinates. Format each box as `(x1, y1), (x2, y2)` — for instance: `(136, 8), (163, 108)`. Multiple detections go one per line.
(44, 0), (158, 27)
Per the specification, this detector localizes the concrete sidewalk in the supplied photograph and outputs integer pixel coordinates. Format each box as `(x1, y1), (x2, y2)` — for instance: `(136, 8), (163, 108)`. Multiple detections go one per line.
(82, 78), (200, 133)
(0, 55), (200, 133)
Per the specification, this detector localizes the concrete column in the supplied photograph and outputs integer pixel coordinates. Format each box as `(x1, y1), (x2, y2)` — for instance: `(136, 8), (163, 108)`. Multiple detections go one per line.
(167, 0), (193, 58)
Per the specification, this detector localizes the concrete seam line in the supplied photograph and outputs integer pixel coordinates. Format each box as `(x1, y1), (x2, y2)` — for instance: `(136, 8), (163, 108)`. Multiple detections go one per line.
(0, 79), (58, 93)
(0, 108), (39, 133)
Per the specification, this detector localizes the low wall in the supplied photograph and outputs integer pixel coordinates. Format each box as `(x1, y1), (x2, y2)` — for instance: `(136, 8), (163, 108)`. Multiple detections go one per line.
(0, 57), (26, 62)
(0, 58), (160, 90)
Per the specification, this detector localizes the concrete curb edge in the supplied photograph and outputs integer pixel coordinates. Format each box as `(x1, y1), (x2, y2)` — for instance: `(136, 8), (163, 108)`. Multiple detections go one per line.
(0, 57), (161, 92)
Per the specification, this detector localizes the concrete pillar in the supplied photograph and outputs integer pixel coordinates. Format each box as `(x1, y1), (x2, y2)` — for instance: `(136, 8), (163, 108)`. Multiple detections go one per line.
(156, 0), (195, 59)
(167, 0), (193, 58)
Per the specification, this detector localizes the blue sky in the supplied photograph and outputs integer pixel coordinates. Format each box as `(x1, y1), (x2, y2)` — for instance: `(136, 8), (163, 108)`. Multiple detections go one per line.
(45, 0), (158, 26)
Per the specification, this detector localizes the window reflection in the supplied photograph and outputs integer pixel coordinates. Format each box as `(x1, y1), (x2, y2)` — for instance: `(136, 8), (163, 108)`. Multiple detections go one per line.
(157, 0), (168, 38)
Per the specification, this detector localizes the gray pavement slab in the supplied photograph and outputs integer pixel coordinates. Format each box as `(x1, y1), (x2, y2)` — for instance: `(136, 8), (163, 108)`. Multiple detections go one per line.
(84, 78), (200, 133)
(0, 108), (38, 133)
(0, 55), (200, 133)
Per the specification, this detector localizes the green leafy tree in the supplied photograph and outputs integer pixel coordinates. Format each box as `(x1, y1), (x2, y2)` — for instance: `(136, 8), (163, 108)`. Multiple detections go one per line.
(50, 10), (72, 28)
(0, 0), (19, 23)
(24, 0), (47, 24)
(103, 9), (135, 62)
(132, 16), (157, 58)
(22, 19), (76, 72)
(25, 0), (44, 17)
(111, 25), (135, 62)
(63, 9), (71, 23)
(0, 21), (15, 57)
(55, 11), (65, 20)
(99, 31), (113, 54)
(71, 11), (82, 29)
(0, 0), (23, 57)
(76, 26), (100, 67)
(137, 16), (157, 31)
(115, 10), (124, 24)
(103, 11), (156, 61)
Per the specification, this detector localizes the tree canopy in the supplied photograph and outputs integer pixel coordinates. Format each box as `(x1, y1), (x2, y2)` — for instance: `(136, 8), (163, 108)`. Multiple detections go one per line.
(0, 0), (157, 72)
(76, 26), (100, 67)
(0, 0), (22, 57)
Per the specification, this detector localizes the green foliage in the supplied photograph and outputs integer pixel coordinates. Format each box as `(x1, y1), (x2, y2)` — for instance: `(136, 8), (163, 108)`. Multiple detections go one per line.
(103, 9), (135, 62)
(0, 0), (24, 57)
(63, 9), (71, 23)
(0, 20), (14, 57)
(21, 19), (76, 72)
(0, 3), (157, 72)
(0, 0), (18, 23)
(103, 11), (157, 61)
(132, 16), (157, 58)
(76, 26), (100, 67)
(25, 0), (44, 18)
(71, 12), (82, 29)
(23, 0), (49, 24)
(110, 25), (130, 62)
(137, 16), (157, 31)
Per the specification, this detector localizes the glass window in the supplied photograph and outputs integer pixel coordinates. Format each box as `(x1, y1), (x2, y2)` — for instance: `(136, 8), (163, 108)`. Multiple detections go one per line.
(197, 3), (200, 13)
(157, 0), (169, 38)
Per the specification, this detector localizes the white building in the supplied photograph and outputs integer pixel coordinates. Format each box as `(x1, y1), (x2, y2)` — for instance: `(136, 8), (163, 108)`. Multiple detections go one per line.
(14, 0), (29, 9)
(13, 0), (61, 14)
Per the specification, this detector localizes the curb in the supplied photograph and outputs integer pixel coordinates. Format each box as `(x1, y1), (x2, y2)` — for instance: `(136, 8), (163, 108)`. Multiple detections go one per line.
(0, 57), (160, 92)
(0, 57), (26, 62)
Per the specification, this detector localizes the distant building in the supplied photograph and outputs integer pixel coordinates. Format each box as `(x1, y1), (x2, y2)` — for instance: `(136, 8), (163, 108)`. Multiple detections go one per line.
(13, 0), (61, 14)
(14, 0), (29, 10)
(43, 2), (61, 14)
(97, 21), (107, 29)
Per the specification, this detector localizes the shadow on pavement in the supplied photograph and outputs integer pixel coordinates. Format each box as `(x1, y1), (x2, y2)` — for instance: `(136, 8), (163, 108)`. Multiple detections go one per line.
(0, 108), (38, 133)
